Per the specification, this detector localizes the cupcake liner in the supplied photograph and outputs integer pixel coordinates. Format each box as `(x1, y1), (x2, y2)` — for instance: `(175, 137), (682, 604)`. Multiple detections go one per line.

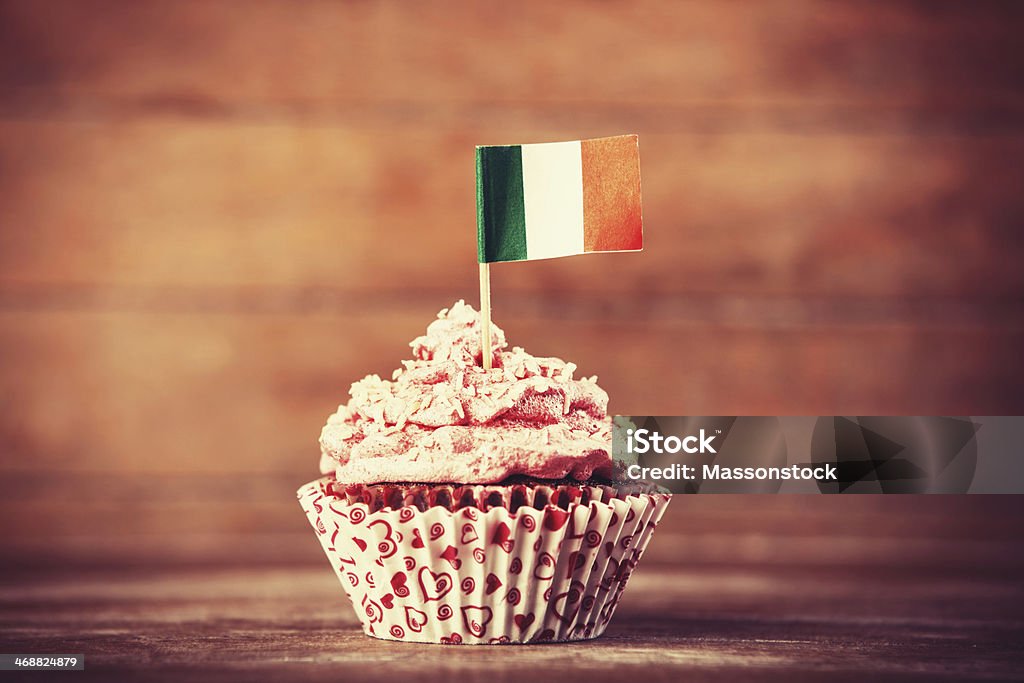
(325, 479), (662, 513)
(298, 476), (671, 644)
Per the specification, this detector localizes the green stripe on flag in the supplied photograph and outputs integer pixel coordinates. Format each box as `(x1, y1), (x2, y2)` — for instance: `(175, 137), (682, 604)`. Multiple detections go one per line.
(476, 145), (527, 263)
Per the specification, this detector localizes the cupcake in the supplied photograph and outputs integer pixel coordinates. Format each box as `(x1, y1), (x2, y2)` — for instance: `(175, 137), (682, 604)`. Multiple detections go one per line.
(297, 301), (670, 644)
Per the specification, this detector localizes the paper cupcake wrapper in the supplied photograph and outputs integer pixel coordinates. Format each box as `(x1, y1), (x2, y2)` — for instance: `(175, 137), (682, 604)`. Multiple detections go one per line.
(298, 476), (671, 644)
(325, 479), (663, 514)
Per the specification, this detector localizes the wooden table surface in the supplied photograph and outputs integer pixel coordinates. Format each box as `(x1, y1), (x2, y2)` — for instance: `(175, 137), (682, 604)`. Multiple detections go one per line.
(3, 553), (1023, 682)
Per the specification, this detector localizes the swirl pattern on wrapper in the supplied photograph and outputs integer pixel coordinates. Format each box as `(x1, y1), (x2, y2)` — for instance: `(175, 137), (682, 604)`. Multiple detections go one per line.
(298, 476), (671, 644)
(319, 301), (615, 484)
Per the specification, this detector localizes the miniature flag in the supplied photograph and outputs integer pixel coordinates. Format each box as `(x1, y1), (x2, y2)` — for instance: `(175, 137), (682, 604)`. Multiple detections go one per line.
(476, 135), (643, 263)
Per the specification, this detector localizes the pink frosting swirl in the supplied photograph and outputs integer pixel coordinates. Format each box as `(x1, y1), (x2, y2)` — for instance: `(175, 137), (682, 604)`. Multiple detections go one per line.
(318, 301), (613, 484)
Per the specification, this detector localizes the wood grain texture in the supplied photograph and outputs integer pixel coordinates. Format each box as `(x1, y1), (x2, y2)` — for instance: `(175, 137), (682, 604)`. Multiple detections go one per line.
(2, 508), (1023, 682)
(2, 0), (1022, 111)
(2, 121), (1023, 298)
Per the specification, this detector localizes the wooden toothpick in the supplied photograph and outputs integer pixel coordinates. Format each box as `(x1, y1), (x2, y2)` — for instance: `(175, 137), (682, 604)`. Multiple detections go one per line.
(479, 262), (492, 370)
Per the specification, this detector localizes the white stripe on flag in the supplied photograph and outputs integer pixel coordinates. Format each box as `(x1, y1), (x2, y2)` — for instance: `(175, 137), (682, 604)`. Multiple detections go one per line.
(521, 141), (584, 260)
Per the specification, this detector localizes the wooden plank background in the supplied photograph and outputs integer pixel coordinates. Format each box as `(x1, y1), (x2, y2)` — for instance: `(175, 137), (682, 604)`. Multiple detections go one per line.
(1, 0), (1023, 567)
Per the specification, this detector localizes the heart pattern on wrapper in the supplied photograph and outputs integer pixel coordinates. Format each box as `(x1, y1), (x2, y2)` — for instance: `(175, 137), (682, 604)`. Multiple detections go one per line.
(405, 606), (428, 633)
(552, 580), (587, 624)
(514, 612), (535, 630)
(461, 606), (493, 638)
(491, 522), (514, 553)
(391, 571), (410, 597)
(361, 594), (383, 624)
(544, 507), (570, 532)
(418, 566), (453, 602)
(297, 477), (670, 644)
(440, 545), (461, 570)
(533, 552), (556, 580)
(565, 551), (587, 579)
(367, 519), (398, 560)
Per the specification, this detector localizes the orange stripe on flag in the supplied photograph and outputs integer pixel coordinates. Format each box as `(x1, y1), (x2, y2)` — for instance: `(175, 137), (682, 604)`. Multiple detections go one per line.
(581, 135), (642, 252)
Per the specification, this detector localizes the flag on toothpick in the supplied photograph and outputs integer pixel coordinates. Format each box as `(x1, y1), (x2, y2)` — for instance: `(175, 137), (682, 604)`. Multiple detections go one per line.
(476, 135), (643, 263)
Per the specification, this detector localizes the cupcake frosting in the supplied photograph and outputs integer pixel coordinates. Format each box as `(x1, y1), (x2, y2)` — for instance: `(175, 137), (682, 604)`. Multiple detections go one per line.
(319, 300), (614, 484)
